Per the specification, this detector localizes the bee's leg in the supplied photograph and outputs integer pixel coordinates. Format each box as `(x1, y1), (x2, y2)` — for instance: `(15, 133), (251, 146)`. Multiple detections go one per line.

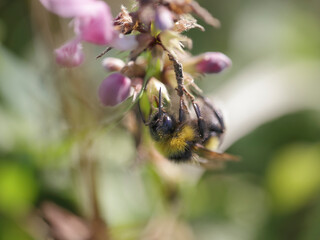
(167, 53), (203, 128)
(158, 87), (163, 116)
(205, 103), (225, 147)
(179, 97), (187, 123)
(209, 108), (225, 134)
(192, 102), (206, 138)
(202, 96), (225, 134)
(166, 53), (192, 124)
(178, 86), (206, 137)
(167, 54), (184, 97)
(167, 54), (186, 123)
(190, 88), (225, 134)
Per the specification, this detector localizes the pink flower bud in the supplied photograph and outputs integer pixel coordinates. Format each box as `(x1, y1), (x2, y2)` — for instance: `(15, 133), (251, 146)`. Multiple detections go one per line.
(54, 38), (84, 67)
(155, 6), (174, 31)
(102, 57), (125, 72)
(98, 73), (131, 106)
(196, 52), (231, 74)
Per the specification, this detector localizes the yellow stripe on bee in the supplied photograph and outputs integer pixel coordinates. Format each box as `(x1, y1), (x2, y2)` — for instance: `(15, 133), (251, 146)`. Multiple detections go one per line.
(204, 136), (220, 151)
(155, 125), (196, 157)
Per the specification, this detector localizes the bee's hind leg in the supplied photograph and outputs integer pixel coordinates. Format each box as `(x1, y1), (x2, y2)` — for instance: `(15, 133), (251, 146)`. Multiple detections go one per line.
(180, 87), (207, 138)
(192, 102), (206, 138)
(178, 96), (189, 123)
(190, 87), (225, 134)
(202, 97), (225, 135)
(166, 52), (208, 135)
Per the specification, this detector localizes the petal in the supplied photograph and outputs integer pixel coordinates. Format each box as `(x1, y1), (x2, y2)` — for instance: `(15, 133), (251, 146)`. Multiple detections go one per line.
(39, 0), (100, 18)
(110, 34), (139, 51)
(54, 38), (84, 67)
(155, 6), (174, 31)
(98, 73), (132, 106)
(196, 52), (231, 74)
(74, 1), (115, 45)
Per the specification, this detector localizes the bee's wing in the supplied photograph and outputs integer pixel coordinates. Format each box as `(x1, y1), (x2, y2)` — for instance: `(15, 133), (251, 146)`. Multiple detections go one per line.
(192, 143), (240, 169)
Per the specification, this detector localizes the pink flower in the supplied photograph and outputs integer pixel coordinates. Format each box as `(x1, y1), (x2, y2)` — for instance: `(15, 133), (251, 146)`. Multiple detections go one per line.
(54, 38), (84, 67)
(196, 52), (231, 74)
(40, 0), (114, 44)
(73, 1), (115, 45)
(39, 0), (115, 66)
(98, 73), (132, 106)
(39, 0), (100, 18)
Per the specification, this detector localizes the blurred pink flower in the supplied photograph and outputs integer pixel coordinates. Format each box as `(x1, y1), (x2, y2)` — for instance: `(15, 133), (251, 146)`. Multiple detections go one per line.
(98, 73), (132, 106)
(40, 0), (114, 45)
(73, 1), (115, 45)
(196, 52), (231, 74)
(39, 0), (101, 18)
(54, 38), (84, 67)
(39, 0), (116, 66)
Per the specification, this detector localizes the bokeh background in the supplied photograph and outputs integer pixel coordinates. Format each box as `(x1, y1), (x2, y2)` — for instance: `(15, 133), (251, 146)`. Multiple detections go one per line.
(1, 0), (320, 239)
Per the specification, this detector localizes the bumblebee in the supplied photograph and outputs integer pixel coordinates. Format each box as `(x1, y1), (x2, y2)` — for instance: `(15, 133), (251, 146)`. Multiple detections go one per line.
(140, 88), (238, 168)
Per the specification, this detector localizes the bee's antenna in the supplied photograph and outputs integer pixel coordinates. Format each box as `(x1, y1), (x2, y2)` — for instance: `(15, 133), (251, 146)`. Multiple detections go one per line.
(158, 88), (163, 116)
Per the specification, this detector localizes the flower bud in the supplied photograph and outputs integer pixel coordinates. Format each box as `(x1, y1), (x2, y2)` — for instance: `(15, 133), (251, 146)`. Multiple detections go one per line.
(147, 77), (170, 104)
(54, 39), (84, 67)
(196, 52), (231, 74)
(98, 73), (131, 106)
(155, 6), (174, 31)
(102, 57), (125, 72)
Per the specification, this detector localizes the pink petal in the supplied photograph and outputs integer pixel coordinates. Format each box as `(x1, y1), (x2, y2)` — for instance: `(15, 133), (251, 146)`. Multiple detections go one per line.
(74, 1), (115, 45)
(39, 0), (100, 18)
(54, 38), (84, 67)
(98, 73), (132, 106)
(196, 52), (232, 74)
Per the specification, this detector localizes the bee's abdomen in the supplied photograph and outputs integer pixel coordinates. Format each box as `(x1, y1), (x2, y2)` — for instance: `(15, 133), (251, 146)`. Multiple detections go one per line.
(204, 135), (220, 151)
(167, 143), (193, 162)
(154, 125), (196, 162)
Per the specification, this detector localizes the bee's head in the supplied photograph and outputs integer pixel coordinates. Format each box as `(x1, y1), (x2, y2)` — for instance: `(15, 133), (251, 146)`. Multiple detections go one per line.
(149, 88), (176, 141)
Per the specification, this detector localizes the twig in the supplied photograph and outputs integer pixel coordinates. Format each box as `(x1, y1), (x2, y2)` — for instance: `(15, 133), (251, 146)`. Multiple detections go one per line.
(96, 47), (113, 59)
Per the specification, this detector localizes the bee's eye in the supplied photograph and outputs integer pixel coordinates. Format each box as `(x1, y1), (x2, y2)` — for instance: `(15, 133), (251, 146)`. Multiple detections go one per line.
(149, 113), (175, 141)
(161, 115), (174, 133)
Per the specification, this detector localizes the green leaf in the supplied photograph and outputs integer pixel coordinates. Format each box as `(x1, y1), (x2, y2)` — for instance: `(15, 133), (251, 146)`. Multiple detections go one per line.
(266, 143), (320, 214)
(0, 162), (38, 216)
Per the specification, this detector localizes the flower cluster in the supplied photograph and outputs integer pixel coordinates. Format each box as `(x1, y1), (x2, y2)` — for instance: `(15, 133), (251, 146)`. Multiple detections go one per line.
(39, 0), (231, 106)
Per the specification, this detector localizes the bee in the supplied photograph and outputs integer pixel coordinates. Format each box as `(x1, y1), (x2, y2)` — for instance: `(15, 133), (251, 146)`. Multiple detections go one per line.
(139, 88), (239, 168)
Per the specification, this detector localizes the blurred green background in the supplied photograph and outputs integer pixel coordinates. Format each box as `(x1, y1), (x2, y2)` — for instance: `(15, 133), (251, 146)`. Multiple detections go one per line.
(0, 0), (320, 239)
